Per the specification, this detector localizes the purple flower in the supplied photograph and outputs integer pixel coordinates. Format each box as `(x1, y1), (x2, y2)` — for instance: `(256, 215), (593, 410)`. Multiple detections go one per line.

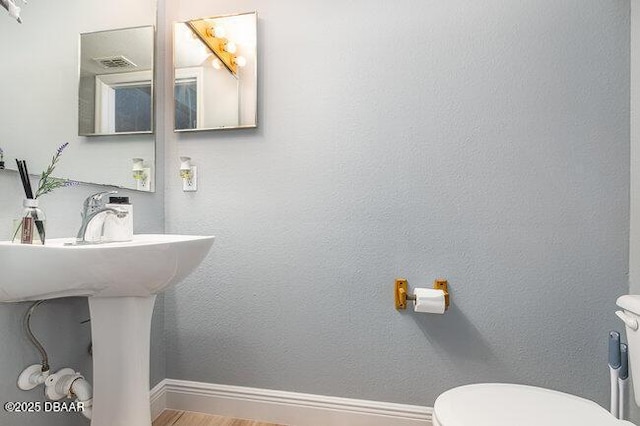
(35, 143), (72, 198)
(57, 143), (69, 155)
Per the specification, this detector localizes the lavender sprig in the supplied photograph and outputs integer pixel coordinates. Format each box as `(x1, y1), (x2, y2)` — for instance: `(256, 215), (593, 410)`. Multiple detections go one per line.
(35, 143), (74, 198)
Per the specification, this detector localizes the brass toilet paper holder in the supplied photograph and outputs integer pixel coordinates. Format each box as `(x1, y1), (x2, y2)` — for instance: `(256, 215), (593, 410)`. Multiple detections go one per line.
(395, 278), (450, 310)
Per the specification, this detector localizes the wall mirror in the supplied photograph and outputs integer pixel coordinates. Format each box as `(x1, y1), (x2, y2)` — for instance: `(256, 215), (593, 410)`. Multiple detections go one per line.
(0, 0), (157, 192)
(79, 26), (154, 136)
(174, 12), (257, 132)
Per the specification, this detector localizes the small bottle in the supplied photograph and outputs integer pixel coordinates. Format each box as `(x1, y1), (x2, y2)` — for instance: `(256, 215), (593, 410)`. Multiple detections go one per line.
(13, 199), (46, 245)
(103, 196), (133, 242)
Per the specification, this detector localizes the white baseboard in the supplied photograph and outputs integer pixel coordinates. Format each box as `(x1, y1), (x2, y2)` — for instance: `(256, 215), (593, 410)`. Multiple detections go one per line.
(150, 379), (432, 426)
(150, 381), (167, 421)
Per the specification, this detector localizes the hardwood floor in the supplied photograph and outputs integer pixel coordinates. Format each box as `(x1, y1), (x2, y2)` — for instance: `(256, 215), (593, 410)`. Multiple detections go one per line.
(153, 410), (286, 426)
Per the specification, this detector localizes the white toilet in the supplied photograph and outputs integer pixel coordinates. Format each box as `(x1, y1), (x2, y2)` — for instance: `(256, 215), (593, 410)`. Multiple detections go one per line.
(431, 295), (640, 426)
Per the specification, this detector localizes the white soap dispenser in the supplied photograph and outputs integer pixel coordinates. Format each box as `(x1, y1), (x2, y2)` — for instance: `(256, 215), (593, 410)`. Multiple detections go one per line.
(103, 196), (133, 242)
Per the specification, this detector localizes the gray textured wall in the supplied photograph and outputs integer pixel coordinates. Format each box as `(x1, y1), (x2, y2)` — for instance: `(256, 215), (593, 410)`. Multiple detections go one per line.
(0, 173), (164, 426)
(164, 0), (630, 409)
(629, 0), (639, 422)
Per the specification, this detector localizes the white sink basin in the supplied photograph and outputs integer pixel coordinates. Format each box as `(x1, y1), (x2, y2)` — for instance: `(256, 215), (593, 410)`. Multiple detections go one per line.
(1, 234), (214, 426)
(0, 234), (215, 302)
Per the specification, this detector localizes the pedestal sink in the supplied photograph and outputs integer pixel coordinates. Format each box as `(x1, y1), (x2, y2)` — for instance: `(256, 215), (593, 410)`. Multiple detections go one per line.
(0, 234), (215, 426)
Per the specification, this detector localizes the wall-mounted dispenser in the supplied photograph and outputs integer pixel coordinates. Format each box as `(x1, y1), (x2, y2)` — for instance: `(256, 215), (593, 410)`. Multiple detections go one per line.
(179, 156), (197, 192)
(395, 278), (449, 314)
(132, 158), (151, 191)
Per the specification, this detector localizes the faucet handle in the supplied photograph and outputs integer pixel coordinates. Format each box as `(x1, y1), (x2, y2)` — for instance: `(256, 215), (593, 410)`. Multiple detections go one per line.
(83, 191), (117, 211)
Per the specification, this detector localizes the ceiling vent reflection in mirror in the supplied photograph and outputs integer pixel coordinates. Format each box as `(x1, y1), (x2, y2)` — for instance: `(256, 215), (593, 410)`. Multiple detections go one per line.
(93, 56), (138, 69)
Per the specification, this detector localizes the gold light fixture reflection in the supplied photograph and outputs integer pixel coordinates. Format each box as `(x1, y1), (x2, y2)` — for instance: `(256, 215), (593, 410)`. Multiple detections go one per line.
(187, 19), (240, 76)
(234, 56), (247, 67)
(213, 26), (226, 38)
(210, 57), (223, 70)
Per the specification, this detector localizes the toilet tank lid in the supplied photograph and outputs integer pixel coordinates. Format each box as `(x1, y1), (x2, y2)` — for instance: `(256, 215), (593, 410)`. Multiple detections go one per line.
(617, 295), (640, 315)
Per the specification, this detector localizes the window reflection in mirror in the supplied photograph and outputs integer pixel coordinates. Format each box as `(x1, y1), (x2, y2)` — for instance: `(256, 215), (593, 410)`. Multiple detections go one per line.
(79, 26), (155, 136)
(175, 79), (198, 130)
(114, 85), (152, 132)
(174, 12), (257, 132)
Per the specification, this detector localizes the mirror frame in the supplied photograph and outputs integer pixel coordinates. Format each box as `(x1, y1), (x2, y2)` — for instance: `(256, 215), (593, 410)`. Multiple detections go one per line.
(173, 11), (258, 133)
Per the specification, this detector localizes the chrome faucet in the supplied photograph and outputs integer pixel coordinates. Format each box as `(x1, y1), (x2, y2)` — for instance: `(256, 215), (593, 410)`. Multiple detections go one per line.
(76, 191), (128, 244)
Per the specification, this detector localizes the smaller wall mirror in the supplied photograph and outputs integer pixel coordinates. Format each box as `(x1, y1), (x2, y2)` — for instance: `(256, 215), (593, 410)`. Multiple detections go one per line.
(79, 26), (155, 136)
(174, 12), (257, 132)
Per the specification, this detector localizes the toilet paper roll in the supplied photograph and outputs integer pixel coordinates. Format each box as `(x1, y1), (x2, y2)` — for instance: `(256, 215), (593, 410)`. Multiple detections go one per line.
(413, 288), (446, 314)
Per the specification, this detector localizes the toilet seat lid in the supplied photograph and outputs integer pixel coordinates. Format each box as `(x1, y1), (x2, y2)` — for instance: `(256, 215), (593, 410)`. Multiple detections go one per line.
(433, 383), (628, 426)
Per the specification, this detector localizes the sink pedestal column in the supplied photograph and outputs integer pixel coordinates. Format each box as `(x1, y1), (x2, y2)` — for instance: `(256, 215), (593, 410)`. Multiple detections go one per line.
(88, 295), (157, 426)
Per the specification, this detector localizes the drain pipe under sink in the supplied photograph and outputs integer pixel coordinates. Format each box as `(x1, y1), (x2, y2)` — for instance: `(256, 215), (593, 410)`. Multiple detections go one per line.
(17, 301), (93, 420)
(45, 369), (93, 419)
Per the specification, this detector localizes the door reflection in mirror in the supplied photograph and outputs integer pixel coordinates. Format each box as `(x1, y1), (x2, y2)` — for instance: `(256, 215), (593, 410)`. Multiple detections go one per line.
(175, 79), (198, 130)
